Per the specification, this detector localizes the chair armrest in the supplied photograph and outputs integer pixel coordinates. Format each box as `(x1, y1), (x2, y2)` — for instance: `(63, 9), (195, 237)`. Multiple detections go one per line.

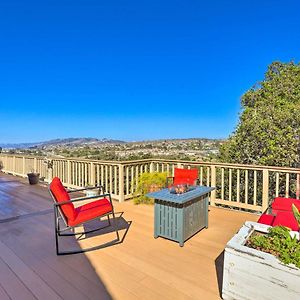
(67, 185), (104, 193)
(54, 193), (110, 206)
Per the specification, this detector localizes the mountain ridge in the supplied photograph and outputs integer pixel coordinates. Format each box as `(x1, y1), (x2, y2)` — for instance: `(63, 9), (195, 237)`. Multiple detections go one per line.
(0, 138), (126, 149)
(0, 137), (225, 149)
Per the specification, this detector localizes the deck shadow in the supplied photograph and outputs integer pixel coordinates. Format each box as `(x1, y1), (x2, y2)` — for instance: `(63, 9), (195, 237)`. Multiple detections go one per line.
(83, 212), (131, 241)
(0, 209), (113, 299)
(57, 212), (132, 253)
(215, 250), (225, 298)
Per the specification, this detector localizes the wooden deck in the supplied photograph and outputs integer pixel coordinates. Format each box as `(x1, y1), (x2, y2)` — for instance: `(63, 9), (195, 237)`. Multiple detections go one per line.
(0, 173), (258, 300)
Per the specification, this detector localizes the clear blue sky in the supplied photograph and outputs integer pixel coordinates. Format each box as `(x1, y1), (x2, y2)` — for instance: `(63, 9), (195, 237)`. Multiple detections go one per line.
(0, 0), (299, 143)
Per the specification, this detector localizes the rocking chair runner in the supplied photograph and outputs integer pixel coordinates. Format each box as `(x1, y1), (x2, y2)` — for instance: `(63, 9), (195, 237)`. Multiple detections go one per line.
(49, 177), (119, 255)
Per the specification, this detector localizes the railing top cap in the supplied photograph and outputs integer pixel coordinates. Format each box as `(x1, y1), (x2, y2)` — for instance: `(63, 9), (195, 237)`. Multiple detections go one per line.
(1, 154), (299, 172)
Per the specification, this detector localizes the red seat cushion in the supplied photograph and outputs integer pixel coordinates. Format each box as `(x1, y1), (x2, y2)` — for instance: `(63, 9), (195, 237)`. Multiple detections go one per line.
(173, 168), (198, 185)
(50, 177), (77, 221)
(257, 214), (275, 226)
(68, 198), (112, 227)
(272, 211), (299, 231)
(271, 197), (300, 212)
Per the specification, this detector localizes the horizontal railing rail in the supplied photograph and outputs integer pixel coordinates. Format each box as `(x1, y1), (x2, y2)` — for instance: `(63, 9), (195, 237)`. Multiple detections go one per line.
(0, 154), (299, 212)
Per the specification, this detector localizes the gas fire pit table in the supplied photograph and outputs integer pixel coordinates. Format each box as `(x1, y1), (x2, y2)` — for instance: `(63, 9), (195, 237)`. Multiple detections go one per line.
(147, 186), (215, 247)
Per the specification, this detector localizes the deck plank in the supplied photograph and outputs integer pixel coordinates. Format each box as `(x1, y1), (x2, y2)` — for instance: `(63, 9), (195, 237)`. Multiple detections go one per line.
(0, 283), (10, 300)
(0, 257), (36, 300)
(0, 173), (259, 299)
(0, 216), (112, 300)
(0, 240), (62, 300)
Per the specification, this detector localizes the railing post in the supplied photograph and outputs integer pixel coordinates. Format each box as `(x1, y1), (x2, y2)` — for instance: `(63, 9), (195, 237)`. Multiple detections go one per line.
(177, 162), (183, 168)
(12, 156), (16, 175)
(5, 155), (8, 172)
(150, 161), (154, 173)
(67, 160), (71, 185)
(118, 164), (125, 202)
(210, 165), (216, 206)
(90, 162), (95, 185)
(22, 156), (25, 176)
(262, 169), (269, 212)
(48, 166), (53, 182)
(33, 157), (37, 172)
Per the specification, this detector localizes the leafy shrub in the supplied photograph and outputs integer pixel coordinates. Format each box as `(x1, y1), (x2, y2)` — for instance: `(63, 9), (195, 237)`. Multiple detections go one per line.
(133, 172), (167, 205)
(247, 226), (300, 268)
(292, 204), (300, 227)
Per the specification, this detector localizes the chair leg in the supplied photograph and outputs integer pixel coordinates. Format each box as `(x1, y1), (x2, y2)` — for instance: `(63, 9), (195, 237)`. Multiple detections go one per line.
(55, 230), (59, 255)
(111, 211), (120, 241)
(54, 208), (60, 255)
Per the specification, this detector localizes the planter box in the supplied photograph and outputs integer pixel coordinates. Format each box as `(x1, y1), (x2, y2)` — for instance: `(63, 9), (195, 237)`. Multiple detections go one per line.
(222, 221), (300, 300)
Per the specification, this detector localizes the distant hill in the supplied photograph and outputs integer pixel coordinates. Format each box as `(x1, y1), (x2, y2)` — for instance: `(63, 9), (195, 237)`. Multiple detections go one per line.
(0, 142), (38, 149)
(0, 138), (126, 149)
(0, 137), (225, 150)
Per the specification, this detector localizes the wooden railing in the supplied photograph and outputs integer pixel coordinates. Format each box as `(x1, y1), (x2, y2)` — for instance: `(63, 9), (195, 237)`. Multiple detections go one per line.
(0, 154), (299, 212)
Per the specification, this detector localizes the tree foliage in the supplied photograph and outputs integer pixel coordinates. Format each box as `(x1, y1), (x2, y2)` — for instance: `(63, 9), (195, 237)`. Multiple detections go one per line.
(220, 61), (300, 167)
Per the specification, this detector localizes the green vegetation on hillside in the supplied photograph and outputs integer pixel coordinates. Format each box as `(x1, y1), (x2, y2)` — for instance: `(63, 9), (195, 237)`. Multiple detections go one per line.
(3, 138), (222, 162)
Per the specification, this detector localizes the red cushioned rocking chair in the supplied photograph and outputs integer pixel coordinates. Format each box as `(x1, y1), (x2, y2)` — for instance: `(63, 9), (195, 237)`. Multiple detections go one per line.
(257, 197), (300, 231)
(167, 168), (199, 187)
(49, 177), (119, 255)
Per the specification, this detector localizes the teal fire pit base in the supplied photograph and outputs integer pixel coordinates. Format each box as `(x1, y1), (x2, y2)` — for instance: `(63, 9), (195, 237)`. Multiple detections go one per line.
(154, 196), (208, 246)
(148, 186), (214, 247)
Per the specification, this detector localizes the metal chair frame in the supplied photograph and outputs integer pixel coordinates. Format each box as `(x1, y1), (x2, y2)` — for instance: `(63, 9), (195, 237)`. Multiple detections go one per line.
(49, 185), (119, 255)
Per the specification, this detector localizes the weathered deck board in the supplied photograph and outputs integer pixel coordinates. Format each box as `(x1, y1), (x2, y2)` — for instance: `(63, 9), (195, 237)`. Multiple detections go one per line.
(0, 256), (36, 300)
(0, 173), (258, 299)
(0, 240), (62, 300)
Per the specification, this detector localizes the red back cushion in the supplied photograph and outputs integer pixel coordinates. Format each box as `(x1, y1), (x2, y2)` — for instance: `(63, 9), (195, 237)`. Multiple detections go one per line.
(272, 211), (299, 231)
(271, 197), (300, 212)
(50, 177), (77, 221)
(173, 168), (198, 185)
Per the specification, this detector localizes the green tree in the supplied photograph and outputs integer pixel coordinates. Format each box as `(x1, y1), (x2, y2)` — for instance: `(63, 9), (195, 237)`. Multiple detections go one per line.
(220, 61), (300, 167)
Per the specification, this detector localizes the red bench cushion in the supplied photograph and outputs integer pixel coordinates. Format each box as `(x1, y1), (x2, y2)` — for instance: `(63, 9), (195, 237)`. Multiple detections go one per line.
(173, 168), (198, 185)
(257, 214), (275, 226)
(68, 198), (112, 227)
(271, 197), (300, 212)
(258, 211), (299, 231)
(50, 177), (77, 221)
(272, 211), (299, 231)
